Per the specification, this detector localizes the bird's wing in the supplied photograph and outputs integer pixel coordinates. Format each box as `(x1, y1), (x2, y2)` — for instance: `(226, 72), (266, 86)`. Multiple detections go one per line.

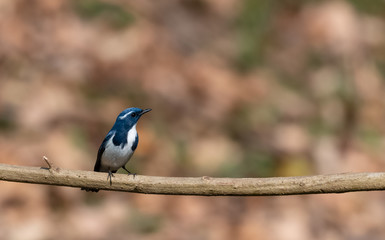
(131, 134), (139, 151)
(94, 131), (115, 172)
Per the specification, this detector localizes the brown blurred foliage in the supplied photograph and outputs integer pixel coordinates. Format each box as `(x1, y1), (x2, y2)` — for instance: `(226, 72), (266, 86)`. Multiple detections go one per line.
(1, 0), (385, 239)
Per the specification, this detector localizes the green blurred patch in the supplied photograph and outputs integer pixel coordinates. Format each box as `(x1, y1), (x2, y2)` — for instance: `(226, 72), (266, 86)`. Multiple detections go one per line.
(73, 0), (134, 29)
(348, 0), (385, 15)
(308, 120), (333, 137)
(276, 155), (313, 177)
(376, 60), (385, 81)
(80, 79), (148, 107)
(356, 125), (384, 150)
(235, 0), (320, 72)
(171, 139), (197, 176)
(130, 210), (163, 234)
(243, 151), (276, 177)
(83, 193), (104, 206)
(69, 126), (90, 150)
(0, 109), (16, 131)
(175, 139), (190, 166)
(235, 0), (273, 72)
(226, 104), (278, 141)
(218, 151), (276, 177)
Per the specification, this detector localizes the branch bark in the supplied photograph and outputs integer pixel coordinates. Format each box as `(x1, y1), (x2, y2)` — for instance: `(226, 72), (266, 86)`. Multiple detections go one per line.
(1, 163), (385, 196)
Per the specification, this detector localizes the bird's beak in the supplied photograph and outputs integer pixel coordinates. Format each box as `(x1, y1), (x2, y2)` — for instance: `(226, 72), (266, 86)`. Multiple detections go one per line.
(140, 108), (152, 116)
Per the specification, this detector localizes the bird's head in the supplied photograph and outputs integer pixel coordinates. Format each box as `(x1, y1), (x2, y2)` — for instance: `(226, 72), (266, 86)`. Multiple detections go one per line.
(115, 107), (152, 129)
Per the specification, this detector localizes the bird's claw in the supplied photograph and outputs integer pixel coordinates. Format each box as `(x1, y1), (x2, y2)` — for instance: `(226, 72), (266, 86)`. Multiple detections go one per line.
(107, 171), (115, 185)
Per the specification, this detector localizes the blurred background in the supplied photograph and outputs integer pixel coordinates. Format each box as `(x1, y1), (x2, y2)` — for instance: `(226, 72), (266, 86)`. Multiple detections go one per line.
(1, 0), (385, 239)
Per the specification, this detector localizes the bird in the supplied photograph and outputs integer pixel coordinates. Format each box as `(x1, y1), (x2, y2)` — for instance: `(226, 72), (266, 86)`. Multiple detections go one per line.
(82, 107), (151, 192)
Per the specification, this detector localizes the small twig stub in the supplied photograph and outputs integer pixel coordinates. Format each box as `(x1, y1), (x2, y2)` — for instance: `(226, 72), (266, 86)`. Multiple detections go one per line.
(43, 156), (59, 173)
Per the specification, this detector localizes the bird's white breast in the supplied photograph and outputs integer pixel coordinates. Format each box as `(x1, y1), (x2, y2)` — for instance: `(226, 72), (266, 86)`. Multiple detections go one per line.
(101, 124), (137, 171)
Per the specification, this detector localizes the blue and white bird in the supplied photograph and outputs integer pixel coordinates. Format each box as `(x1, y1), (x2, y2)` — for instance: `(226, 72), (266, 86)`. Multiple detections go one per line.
(82, 107), (151, 192)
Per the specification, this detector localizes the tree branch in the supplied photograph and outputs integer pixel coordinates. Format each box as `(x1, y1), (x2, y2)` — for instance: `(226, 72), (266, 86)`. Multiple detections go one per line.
(1, 162), (385, 195)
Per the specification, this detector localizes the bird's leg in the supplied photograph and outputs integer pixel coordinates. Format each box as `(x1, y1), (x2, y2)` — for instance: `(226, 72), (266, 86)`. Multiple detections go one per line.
(122, 166), (136, 179)
(122, 166), (131, 174)
(107, 170), (115, 185)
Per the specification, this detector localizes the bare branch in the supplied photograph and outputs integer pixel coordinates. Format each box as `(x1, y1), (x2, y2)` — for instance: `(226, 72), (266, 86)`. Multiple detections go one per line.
(1, 163), (385, 195)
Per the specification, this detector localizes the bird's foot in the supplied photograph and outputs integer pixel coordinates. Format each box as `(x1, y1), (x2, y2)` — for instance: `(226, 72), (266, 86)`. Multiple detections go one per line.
(107, 170), (115, 185)
(122, 166), (136, 179)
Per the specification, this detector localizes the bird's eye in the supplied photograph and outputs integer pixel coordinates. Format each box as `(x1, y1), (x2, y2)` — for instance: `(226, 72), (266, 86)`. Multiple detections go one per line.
(131, 113), (136, 117)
